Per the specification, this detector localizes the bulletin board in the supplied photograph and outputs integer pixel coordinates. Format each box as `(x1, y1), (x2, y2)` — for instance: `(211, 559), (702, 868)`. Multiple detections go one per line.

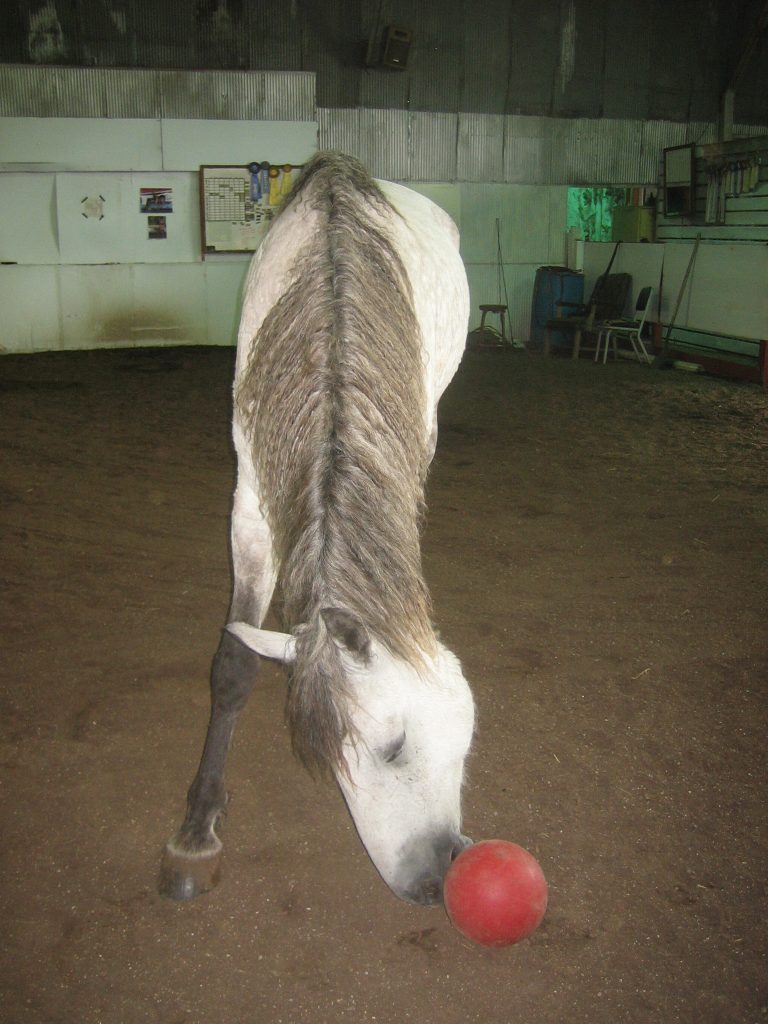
(199, 162), (303, 254)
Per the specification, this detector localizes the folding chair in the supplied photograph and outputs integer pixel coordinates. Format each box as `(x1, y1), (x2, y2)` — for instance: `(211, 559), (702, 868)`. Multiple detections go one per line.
(594, 286), (654, 365)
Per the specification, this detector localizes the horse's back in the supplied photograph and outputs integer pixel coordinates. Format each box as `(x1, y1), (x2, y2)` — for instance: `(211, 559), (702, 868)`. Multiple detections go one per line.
(234, 159), (469, 416)
(234, 198), (325, 382)
(376, 181), (469, 408)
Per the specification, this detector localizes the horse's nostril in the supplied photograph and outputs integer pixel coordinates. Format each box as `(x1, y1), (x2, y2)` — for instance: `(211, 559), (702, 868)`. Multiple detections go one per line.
(401, 876), (443, 905)
(395, 833), (474, 904)
(419, 877), (443, 905)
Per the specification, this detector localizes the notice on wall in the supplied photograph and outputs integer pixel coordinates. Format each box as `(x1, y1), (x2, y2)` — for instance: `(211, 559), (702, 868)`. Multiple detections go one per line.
(199, 163), (302, 254)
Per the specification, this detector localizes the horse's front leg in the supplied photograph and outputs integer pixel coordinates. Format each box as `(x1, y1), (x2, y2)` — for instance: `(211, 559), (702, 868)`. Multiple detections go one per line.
(159, 482), (275, 900)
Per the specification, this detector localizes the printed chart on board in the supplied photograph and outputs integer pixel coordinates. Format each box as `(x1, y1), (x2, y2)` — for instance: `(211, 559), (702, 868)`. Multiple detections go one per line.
(199, 163), (302, 253)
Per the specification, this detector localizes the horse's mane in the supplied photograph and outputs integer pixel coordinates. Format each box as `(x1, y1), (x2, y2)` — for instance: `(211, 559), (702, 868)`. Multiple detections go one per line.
(236, 152), (436, 773)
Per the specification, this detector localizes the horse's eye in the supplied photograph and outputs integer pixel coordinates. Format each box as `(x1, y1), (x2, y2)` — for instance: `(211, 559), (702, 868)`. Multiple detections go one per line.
(381, 733), (406, 764)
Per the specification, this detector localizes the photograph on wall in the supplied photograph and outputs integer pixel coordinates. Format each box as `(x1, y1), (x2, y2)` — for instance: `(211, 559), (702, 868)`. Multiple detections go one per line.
(140, 187), (173, 213)
(147, 215), (167, 240)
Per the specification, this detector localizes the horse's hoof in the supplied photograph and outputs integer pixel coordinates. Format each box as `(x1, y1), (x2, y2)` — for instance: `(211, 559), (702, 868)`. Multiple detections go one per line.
(158, 842), (222, 901)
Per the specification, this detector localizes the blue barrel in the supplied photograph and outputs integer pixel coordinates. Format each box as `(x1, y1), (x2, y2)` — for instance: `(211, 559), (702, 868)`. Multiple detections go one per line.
(529, 266), (584, 350)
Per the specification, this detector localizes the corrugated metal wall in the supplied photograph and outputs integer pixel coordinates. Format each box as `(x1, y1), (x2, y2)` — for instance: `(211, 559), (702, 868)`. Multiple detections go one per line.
(320, 108), (768, 185)
(2, 0), (767, 128)
(0, 65), (315, 121)
(4, 64), (766, 186)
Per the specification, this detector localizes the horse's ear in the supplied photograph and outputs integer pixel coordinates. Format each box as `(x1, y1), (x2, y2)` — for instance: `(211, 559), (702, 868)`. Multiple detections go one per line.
(226, 622), (297, 663)
(321, 607), (371, 662)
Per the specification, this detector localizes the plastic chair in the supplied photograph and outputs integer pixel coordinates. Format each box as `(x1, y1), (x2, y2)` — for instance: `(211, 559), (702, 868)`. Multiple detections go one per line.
(595, 286), (654, 365)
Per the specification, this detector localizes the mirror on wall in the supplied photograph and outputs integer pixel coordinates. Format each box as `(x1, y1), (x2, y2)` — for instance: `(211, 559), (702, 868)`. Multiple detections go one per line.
(663, 144), (695, 217)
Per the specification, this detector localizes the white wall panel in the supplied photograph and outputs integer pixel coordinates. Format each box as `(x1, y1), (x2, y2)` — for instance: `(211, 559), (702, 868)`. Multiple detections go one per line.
(58, 265), (135, 348)
(0, 117), (163, 172)
(459, 184), (566, 265)
(0, 266), (60, 352)
(463, 262), (538, 342)
(204, 258), (252, 346)
(55, 173), (200, 264)
(160, 119), (317, 171)
(0, 262), (250, 352)
(682, 244), (768, 338)
(583, 240), (768, 339)
(0, 117), (318, 174)
(465, 262), (500, 323)
(56, 174), (132, 264)
(461, 183), (567, 343)
(131, 264), (209, 345)
(56, 264), (224, 348)
(0, 173), (59, 264)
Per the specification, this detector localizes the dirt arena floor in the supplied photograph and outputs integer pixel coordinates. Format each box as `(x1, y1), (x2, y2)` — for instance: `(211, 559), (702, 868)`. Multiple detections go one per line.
(1, 344), (766, 1024)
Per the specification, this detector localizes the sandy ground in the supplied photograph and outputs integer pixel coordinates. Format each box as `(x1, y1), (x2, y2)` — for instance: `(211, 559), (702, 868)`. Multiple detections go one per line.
(1, 345), (766, 1024)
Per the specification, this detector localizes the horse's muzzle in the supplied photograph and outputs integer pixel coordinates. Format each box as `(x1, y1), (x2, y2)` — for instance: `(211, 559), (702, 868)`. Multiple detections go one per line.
(395, 833), (473, 905)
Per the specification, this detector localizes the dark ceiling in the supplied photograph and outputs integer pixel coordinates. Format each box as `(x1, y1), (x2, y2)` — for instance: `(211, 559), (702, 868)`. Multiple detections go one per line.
(1, 0), (766, 126)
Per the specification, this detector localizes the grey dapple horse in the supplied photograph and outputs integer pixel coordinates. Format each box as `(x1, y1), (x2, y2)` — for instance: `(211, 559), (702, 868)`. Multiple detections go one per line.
(160, 152), (474, 906)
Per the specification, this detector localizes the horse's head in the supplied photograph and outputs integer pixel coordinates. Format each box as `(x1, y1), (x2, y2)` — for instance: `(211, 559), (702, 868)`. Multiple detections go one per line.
(228, 612), (475, 905)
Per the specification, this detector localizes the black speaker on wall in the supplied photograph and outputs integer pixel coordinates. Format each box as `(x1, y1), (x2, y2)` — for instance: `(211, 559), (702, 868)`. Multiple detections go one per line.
(380, 25), (411, 69)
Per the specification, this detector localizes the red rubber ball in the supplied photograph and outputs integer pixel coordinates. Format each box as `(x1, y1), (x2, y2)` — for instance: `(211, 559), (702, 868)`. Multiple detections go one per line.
(444, 839), (548, 947)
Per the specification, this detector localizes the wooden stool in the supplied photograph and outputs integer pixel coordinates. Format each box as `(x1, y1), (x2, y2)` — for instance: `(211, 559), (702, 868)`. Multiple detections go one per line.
(478, 304), (510, 345)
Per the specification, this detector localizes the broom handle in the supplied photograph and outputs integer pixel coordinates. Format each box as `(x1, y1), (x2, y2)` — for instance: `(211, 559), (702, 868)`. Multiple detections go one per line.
(592, 241), (620, 305)
(663, 234), (701, 354)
